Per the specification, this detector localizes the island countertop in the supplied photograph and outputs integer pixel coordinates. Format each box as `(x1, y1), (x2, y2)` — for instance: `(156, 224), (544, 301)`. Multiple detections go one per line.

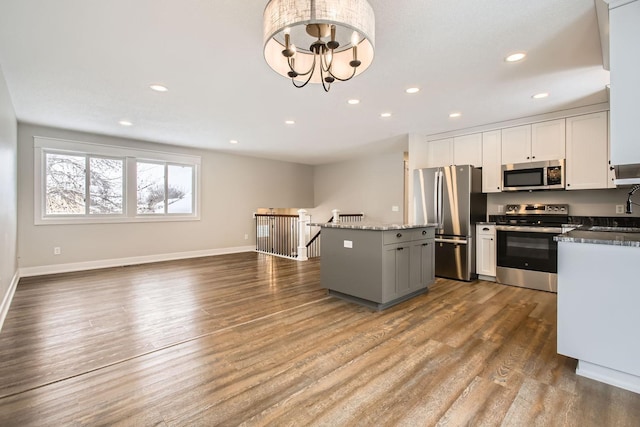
(308, 222), (437, 231)
(555, 227), (640, 248)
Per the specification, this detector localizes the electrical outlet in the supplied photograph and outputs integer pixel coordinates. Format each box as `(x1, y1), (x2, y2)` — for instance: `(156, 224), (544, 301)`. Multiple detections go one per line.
(244, 234), (249, 240)
(392, 205), (399, 212)
(53, 247), (61, 255)
(497, 205), (504, 213)
(616, 205), (625, 214)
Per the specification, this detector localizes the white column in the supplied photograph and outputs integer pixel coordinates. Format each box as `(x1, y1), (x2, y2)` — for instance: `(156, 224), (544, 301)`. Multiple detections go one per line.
(332, 208), (341, 223)
(297, 209), (309, 261)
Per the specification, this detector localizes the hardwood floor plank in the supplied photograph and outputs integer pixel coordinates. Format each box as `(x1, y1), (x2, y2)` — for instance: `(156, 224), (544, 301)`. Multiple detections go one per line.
(1, 253), (639, 426)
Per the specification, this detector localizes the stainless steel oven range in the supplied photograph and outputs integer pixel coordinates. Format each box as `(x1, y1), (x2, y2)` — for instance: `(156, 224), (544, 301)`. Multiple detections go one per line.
(495, 204), (568, 293)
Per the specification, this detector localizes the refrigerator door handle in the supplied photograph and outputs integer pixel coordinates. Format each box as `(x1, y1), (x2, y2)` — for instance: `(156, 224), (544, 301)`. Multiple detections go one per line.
(433, 170), (439, 225)
(435, 238), (468, 245)
(437, 170), (444, 227)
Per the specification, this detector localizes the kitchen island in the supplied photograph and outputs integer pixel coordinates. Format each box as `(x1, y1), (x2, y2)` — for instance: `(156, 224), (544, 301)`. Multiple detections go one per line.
(555, 227), (640, 394)
(311, 222), (436, 310)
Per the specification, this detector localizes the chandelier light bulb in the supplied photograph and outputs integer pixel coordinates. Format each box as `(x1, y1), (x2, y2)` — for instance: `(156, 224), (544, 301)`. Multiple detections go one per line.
(351, 31), (359, 46)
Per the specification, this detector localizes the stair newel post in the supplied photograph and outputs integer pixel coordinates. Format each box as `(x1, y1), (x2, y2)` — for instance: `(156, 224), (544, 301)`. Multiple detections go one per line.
(297, 209), (309, 261)
(332, 209), (341, 223)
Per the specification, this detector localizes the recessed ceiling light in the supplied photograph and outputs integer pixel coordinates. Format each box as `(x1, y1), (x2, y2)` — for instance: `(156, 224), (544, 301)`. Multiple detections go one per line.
(149, 84), (168, 92)
(380, 112), (392, 118)
(406, 87), (420, 94)
(348, 99), (360, 105)
(532, 92), (549, 99)
(449, 112), (462, 118)
(229, 140), (238, 144)
(118, 120), (133, 126)
(505, 52), (526, 62)
(285, 120), (295, 125)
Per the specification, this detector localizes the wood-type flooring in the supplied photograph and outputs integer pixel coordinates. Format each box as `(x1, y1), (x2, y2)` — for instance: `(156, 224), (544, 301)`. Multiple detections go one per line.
(0, 252), (639, 426)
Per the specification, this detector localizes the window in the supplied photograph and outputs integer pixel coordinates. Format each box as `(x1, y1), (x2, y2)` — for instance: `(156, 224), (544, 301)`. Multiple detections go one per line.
(45, 152), (124, 216)
(35, 137), (200, 224)
(136, 162), (194, 215)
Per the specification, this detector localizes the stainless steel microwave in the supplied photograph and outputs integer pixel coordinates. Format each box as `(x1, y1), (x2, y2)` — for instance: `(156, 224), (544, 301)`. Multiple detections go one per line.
(502, 160), (565, 191)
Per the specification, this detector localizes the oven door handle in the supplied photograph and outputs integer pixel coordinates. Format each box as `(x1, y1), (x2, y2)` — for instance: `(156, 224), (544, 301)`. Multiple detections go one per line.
(495, 225), (563, 233)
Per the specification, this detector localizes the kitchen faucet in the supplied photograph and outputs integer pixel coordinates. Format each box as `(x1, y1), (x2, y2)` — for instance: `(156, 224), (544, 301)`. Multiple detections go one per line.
(625, 184), (640, 214)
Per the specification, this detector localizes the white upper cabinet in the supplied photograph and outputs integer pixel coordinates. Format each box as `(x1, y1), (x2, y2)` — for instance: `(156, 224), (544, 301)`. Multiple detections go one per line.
(501, 125), (532, 164)
(481, 130), (502, 193)
(531, 119), (566, 161)
(453, 133), (482, 167)
(426, 138), (453, 168)
(566, 112), (609, 190)
(609, 0), (640, 166)
(501, 119), (566, 164)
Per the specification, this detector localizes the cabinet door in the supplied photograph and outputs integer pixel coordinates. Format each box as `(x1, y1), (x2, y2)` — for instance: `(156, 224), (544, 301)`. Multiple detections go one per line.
(532, 119), (566, 161)
(426, 138), (453, 168)
(421, 241), (435, 287)
(477, 234), (496, 277)
(501, 125), (532, 164)
(610, 0), (640, 166)
(607, 112), (616, 189)
(383, 245), (410, 301)
(410, 240), (434, 292)
(482, 130), (502, 193)
(453, 134), (482, 166)
(566, 112), (609, 190)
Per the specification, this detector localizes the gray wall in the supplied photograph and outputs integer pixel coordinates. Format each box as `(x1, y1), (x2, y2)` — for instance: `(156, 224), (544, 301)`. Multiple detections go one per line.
(0, 66), (18, 312)
(487, 189), (640, 217)
(313, 149), (406, 224)
(17, 123), (314, 269)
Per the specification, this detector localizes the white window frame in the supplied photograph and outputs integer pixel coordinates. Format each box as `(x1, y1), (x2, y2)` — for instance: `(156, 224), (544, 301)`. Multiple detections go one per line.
(34, 137), (201, 225)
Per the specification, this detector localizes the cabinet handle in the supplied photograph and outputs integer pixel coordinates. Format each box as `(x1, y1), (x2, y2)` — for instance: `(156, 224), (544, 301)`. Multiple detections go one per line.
(532, 156), (536, 159)
(397, 247), (404, 251)
(497, 187), (500, 190)
(482, 227), (490, 231)
(422, 230), (427, 235)
(396, 233), (402, 238)
(567, 183), (571, 187)
(526, 156), (530, 159)
(422, 243), (430, 246)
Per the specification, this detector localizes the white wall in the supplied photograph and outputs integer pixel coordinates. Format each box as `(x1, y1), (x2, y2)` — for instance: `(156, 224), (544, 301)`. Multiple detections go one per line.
(0, 66), (18, 327)
(313, 147), (406, 224)
(17, 123), (314, 272)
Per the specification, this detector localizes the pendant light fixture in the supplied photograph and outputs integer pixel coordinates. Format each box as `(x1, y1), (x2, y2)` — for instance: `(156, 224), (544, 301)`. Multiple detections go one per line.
(263, 0), (375, 92)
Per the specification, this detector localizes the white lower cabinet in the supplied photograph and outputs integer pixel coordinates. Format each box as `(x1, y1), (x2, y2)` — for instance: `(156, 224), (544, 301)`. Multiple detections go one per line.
(476, 224), (496, 279)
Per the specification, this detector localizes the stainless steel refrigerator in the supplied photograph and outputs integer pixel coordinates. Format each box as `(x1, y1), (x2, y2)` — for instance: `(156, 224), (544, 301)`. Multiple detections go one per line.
(413, 165), (486, 281)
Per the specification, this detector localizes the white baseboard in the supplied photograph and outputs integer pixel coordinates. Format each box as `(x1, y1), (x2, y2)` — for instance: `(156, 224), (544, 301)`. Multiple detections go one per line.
(19, 246), (255, 278)
(0, 271), (19, 332)
(576, 360), (640, 394)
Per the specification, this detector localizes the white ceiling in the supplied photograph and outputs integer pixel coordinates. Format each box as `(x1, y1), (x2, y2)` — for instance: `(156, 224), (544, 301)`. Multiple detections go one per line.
(0, 0), (609, 165)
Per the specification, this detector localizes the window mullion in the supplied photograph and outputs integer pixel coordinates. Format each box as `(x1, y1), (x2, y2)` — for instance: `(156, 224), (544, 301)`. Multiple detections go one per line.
(164, 163), (169, 214)
(85, 155), (90, 216)
(127, 157), (137, 217)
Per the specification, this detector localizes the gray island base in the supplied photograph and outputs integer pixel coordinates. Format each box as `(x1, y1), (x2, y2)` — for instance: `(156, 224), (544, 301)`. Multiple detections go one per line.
(313, 222), (437, 310)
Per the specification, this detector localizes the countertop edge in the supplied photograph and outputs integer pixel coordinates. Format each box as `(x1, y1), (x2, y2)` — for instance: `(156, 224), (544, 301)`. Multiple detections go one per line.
(308, 222), (438, 231)
(555, 230), (640, 248)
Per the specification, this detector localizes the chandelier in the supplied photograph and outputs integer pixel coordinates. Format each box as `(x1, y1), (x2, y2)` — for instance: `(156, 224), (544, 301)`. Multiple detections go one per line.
(263, 0), (375, 92)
